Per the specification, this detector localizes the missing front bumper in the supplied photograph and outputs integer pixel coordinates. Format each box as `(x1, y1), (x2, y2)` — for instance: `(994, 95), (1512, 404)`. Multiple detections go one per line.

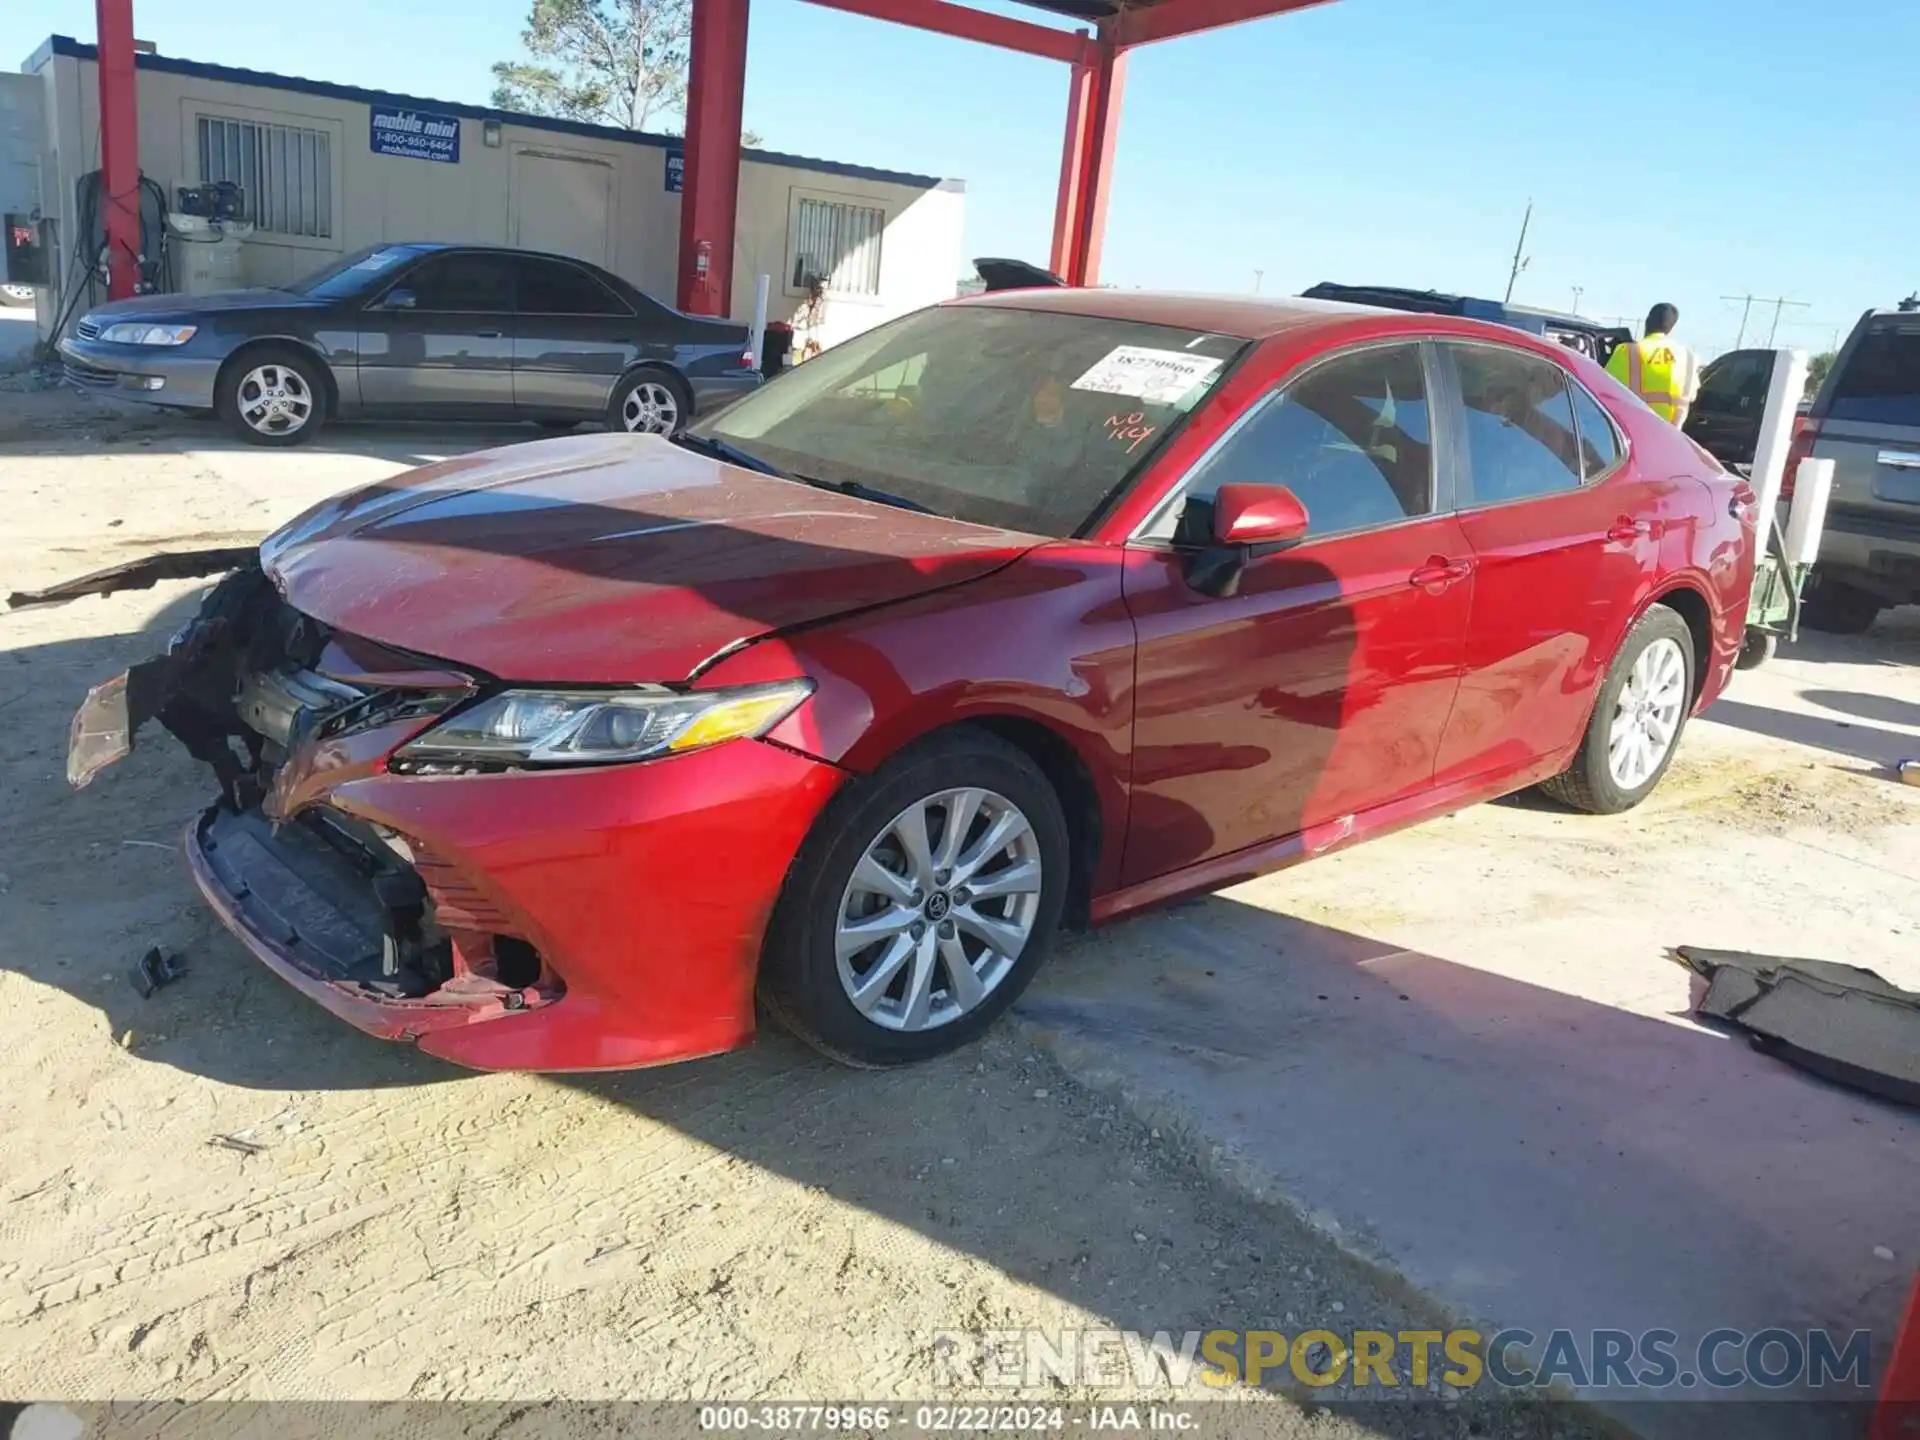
(188, 803), (558, 1041)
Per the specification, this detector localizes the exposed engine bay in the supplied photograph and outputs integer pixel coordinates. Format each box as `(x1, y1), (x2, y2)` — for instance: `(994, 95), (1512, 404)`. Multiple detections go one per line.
(34, 552), (553, 1012)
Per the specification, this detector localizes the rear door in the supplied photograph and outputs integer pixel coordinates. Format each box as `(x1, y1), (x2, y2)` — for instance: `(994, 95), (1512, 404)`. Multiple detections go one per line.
(1812, 314), (1920, 593)
(357, 251), (516, 414)
(1434, 341), (1682, 785)
(512, 255), (639, 417)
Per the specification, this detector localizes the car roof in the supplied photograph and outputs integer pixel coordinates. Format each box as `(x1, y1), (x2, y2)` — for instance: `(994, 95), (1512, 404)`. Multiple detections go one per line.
(951, 286), (1387, 341)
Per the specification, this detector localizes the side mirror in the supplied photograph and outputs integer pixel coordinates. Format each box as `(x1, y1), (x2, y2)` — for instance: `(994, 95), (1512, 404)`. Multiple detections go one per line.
(382, 287), (417, 311)
(1182, 483), (1310, 599)
(1212, 483), (1310, 545)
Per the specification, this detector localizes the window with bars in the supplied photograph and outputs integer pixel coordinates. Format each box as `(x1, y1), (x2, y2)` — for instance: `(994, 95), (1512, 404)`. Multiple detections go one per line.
(196, 115), (333, 239)
(789, 197), (885, 298)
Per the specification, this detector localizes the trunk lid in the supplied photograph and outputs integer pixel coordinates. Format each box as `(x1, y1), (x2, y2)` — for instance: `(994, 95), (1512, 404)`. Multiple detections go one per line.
(262, 432), (1036, 683)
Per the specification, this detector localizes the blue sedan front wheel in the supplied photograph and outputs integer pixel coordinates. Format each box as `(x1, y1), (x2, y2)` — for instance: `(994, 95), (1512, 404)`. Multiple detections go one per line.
(219, 346), (325, 447)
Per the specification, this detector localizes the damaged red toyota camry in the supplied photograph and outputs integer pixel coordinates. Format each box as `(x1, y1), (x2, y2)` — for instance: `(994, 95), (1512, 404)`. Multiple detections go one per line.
(35, 290), (1756, 1072)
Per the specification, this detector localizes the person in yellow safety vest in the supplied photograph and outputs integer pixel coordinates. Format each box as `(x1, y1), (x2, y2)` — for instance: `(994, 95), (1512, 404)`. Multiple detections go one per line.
(1605, 303), (1700, 425)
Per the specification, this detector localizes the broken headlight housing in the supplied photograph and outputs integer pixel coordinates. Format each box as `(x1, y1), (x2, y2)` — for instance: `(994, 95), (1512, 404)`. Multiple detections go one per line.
(391, 680), (813, 769)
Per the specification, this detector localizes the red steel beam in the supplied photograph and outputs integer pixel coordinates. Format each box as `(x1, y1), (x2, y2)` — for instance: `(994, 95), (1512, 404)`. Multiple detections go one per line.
(800, 0), (1089, 65)
(1052, 37), (1124, 286)
(1113, 0), (1335, 50)
(95, 0), (141, 299)
(677, 0), (751, 315)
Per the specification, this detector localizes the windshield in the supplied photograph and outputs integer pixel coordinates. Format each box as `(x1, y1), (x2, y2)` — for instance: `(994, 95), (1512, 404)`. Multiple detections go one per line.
(286, 245), (423, 300)
(692, 305), (1245, 536)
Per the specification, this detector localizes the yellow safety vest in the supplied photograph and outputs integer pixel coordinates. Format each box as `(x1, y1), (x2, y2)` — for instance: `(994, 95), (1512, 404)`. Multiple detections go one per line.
(1606, 334), (1687, 423)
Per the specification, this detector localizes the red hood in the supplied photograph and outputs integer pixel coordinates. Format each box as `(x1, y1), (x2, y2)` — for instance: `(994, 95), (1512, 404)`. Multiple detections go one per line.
(261, 433), (1035, 683)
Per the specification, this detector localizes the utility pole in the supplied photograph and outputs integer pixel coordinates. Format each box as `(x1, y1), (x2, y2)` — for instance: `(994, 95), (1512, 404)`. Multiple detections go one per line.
(1504, 200), (1533, 303)
(1722, 293), (1809, 348)
(1570, 285), (1583, 315)
(1765, 295), (1810, 346)
(1252, 269), (1263, 294)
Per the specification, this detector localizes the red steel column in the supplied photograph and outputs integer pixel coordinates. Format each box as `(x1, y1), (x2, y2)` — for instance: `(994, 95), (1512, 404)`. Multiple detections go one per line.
(1050, 32), (1124, 287)
(677, 0), (750, 316)
(95, 0), (141, 299)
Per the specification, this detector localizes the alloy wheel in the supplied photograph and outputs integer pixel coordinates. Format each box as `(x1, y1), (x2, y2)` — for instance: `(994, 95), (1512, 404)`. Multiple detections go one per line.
(621, 381), (679, 434)
(1607, 636), (1687, 790)
(237, 364), (314, 438)
(835, 787), (1043, 1033)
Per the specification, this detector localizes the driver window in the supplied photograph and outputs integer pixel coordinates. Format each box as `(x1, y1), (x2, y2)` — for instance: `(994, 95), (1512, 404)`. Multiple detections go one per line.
(1170, 343), (1433, 542)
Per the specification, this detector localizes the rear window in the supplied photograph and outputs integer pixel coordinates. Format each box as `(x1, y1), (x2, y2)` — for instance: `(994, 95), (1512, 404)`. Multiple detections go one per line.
(1828, 322), (1920, 426)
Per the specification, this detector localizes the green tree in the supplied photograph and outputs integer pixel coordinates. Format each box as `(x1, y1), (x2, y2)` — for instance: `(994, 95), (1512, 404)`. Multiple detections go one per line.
(492, 0), (693, 133)
(1805, 349), (1837, 396)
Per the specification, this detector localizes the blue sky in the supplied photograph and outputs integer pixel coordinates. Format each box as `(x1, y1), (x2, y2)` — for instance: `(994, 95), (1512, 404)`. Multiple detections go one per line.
(8, 0), (1910, 358)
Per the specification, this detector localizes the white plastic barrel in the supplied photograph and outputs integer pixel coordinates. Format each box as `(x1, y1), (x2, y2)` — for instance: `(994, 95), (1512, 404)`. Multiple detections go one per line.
(1784, 457), (1836, 569)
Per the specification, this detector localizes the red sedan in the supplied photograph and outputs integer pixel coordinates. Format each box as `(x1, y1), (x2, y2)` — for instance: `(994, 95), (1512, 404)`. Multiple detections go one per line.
(52, 290), (1756, 1071)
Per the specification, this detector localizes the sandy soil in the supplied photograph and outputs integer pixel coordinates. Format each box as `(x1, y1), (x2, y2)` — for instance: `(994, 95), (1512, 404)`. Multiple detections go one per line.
(6, 390), (1913, 1438)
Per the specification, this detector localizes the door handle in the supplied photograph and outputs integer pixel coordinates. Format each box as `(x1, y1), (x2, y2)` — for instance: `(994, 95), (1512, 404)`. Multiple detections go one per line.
(1607, 517), (1654, 544)
(1878, 451), (1920, 470)
(1409, 556), (1473, 593)
(474, 329), (505, 339)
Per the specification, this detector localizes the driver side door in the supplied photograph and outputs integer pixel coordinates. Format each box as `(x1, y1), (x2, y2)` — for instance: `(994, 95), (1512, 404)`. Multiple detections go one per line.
(357, 251), (517, 414)
(1119, 340), (1475, 884)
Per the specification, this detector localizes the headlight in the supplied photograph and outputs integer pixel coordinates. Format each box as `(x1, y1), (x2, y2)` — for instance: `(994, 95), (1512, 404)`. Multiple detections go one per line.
(392, 680), (813, 769)
(100, 322), (198, 346)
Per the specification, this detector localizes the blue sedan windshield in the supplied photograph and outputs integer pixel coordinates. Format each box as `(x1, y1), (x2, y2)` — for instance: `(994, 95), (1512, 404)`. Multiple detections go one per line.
(287, 246), (423, 300)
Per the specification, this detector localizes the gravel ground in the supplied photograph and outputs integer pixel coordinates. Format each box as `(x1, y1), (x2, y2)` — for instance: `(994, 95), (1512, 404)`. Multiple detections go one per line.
(10, 388), (1894, 1440)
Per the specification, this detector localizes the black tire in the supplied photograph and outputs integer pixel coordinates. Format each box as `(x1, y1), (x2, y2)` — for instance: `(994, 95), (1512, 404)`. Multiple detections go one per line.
(1540, 605), (1695, 815)
(1735, 629), (1777, 671)
(217, 345), (327, 447)
(1799, 576), (1881, 635)
(759, 729), (1070, 1068)
(607, 367), (691, 436)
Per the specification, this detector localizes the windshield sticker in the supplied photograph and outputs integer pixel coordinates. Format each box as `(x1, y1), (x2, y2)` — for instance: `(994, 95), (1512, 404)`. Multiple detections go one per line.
(1071, 347), (1225, 405)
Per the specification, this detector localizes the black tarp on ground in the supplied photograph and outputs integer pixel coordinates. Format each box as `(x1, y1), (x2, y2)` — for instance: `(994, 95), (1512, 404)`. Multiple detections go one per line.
(1674, 946), (1920, 1107)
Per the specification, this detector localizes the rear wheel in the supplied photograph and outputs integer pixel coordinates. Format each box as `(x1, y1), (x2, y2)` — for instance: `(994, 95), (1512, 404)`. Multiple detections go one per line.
(759, 730), (1069, 1068)
(219, 346), (325, 446)
(608, 367), (689, 436)
(1540, 606), (1694, 815)
(1799, 576), (1881, 635)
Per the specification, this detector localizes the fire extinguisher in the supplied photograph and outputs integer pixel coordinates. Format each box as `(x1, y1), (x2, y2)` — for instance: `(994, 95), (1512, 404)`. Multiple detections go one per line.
(694, 239), (711, 289)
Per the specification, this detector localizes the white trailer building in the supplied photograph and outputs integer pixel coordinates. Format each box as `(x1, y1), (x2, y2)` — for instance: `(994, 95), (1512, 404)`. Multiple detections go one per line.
(10, 34), (965, 353)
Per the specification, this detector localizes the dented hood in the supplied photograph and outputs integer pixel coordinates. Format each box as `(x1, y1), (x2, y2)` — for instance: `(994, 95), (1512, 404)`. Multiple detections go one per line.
(260, 432), (1035, 683)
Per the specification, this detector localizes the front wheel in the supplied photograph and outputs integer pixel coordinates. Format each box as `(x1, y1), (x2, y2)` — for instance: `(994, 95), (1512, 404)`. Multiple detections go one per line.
(218, 347), (325, 446)
(759, 730), (1069, 1068)
(1540, 606), (1695, 814)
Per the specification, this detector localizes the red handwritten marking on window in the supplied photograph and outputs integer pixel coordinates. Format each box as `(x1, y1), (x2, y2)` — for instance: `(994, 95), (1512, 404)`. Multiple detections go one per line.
(1106, 412), (1157, 454)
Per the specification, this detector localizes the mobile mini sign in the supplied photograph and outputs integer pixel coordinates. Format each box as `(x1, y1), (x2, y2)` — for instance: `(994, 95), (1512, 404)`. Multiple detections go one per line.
(370, 106), (461, 164)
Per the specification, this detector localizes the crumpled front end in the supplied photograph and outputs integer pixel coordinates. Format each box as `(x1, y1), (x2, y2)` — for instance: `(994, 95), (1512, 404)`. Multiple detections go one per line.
(60, 560), (847, 1071)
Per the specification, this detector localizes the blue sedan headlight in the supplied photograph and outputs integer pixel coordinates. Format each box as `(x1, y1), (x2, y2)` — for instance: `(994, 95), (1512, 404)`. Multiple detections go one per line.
(99, 322), (198, 346)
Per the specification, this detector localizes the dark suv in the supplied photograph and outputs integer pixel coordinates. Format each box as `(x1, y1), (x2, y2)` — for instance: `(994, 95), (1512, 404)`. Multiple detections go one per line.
(1684, 304), (1920, 633)
(1783, 305), (1920, 632)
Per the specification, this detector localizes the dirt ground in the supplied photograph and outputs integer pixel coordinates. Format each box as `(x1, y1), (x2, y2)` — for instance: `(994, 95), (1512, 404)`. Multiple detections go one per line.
(2, 389), (1913, 1437)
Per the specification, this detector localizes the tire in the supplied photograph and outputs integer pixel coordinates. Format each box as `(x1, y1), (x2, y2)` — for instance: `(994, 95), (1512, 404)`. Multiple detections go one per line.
(1735, 629), (1777, 671)
(608, 367), (690, 436)
(1540, 605), (1695, 815)
(1799, 576), (1881, 636)
(218, 345), (326, 446)
(759, 729), (1070, 1068)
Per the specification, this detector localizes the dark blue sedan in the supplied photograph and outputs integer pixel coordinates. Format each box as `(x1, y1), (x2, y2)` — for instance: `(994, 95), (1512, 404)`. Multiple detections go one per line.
(58, 241), (761, 446)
